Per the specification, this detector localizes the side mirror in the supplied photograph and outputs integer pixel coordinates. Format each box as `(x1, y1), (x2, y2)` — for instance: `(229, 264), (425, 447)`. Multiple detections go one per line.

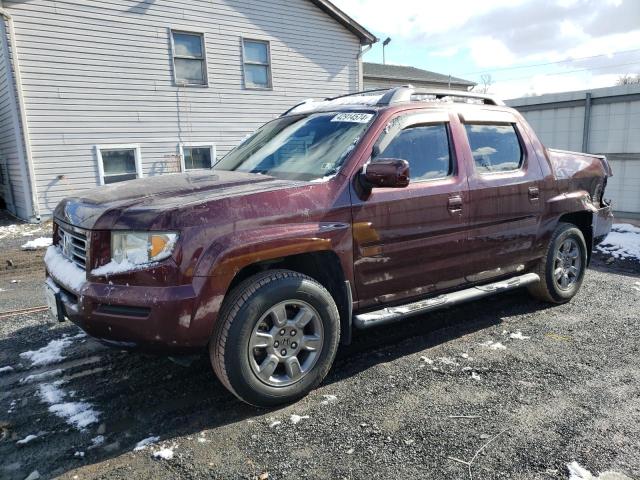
(361, 159), (410, 189)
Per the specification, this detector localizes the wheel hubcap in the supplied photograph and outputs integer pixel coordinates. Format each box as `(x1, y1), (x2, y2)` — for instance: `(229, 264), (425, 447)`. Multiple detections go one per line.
(248, 300), (324, 387)
(553, 238), (581, 290)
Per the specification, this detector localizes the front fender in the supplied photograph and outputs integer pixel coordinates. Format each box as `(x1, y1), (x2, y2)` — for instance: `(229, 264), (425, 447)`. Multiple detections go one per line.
(189, 222), (352, 337)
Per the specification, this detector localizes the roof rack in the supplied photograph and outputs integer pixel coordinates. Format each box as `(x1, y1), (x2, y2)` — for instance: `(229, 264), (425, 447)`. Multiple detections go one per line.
(377, 85), (505, 106)
(281, 85), (504, 116)
(281, 88), (390, 116)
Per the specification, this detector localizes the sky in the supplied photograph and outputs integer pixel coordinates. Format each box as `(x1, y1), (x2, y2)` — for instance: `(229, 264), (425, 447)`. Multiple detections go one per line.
(331, 0), (640, 99)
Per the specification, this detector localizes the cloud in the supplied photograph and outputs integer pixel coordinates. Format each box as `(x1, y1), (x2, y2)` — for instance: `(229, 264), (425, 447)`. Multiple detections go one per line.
(336, 0), (640, 68)
(334, 0), (640, 96)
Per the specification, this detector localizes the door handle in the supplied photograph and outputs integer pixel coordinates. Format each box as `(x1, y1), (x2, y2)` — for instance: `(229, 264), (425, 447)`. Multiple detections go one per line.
(528, 186), (540, 201)
(448, 195), (463, 213)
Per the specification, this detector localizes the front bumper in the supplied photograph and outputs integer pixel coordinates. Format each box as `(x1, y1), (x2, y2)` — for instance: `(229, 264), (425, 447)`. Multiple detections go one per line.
(46, 272), (210, 353)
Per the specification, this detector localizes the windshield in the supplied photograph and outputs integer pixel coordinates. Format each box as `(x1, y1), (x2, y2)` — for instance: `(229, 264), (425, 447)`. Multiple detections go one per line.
(214, 111), (375, 181)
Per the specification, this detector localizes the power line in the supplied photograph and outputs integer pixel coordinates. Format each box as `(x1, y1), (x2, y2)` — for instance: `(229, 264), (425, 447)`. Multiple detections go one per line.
(457, 48), (640, 76)
(495, 60), (640, 82)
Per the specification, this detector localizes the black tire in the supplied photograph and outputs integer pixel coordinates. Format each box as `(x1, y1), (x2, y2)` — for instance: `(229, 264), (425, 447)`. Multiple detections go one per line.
(528, 222), (588, 304)
(210, 269), (340, 407)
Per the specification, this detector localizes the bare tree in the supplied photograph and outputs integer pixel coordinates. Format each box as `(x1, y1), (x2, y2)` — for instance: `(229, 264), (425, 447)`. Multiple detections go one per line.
(616, 74), (640, 85)
(476, 74), (493, 94)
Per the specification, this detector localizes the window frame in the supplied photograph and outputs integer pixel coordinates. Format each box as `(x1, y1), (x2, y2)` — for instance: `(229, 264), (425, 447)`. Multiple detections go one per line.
(95, 144), (143, 186)
(372, 112), (456, 184)
(170, 29), (209, 87)
(464, 122), (526, 176)
(241, 37), (273, 90)
(179, 143), (216, 171)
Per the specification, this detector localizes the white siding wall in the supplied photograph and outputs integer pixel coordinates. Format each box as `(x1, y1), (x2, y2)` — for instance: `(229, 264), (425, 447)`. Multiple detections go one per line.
(364, 77), (469, 91)
(0, 19), (30, 218)
(4, 0), (362, 216)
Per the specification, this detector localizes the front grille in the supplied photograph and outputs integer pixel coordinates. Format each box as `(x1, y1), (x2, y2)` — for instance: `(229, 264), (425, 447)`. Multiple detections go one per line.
(57, 223), (88, 270)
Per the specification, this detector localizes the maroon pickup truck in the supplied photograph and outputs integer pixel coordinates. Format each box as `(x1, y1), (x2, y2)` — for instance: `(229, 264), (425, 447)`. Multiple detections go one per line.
(44, 86), (613, 406)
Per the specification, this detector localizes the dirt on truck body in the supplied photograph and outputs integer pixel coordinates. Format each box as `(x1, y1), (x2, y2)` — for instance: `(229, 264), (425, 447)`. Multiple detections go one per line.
(43, 86), (613, 406)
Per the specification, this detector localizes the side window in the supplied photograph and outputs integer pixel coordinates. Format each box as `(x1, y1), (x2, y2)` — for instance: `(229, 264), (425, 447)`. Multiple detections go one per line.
(464, 124), (523, 173)
(378, 123), (452, 181)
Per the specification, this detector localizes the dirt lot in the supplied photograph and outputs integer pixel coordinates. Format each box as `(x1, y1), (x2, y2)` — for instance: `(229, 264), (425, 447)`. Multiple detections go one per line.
(0, 216), (639, 480)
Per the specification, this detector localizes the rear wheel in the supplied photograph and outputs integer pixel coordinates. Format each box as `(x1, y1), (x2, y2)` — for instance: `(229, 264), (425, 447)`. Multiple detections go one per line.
(210, 269), (340, 407)
(528, 222), (587, 303)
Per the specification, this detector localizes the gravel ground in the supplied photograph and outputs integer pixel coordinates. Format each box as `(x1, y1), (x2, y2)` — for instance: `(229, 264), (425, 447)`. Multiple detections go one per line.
(0, 214), (638, 480)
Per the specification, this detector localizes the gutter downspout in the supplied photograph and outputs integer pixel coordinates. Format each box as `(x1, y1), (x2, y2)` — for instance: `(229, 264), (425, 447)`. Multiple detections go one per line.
(357, 43), (373, 91)
(0, 5), (40, 221)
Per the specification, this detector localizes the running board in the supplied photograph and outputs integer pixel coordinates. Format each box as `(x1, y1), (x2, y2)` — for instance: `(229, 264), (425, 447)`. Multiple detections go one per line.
(353, 273), (540, 329)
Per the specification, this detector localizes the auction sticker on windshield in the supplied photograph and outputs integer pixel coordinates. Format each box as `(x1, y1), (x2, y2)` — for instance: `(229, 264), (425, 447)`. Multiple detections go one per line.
(331, 113), (373, 123)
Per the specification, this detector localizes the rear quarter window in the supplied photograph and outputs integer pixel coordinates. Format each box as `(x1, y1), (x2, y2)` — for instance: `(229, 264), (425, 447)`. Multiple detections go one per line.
(464, 124), (523, 174)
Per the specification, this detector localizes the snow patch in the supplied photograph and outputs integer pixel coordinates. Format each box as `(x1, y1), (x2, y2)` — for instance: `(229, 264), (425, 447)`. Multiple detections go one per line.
(49, 402), (99, 430)
(419, 356), (434, 365)
(38, 382), (66, 404)
(321, 394), (338, 405)
(74, 451), (85, 458)
(153, 448), (174, 460)
(438, 357), (459, 366)
(509, 331), (531, 340)
(0, 366), (14, 374)
(20, 337), (74, 366)
(90, 435), (105, 448)
(44, 246), (87, 291)
(567, 461), (633, 480)
(290, 414), (310, 425)
(37, 381), (100, 431)
(471, 372), (481, 381)
(0, 222), (46, 240)
(479, 340), (507, 351)
(91, 258), (158, 277)
(134, 436), (160, 451)
(269, 420), (281, 428)
(21, 237), (52, 250)
(596, 224), (640, 261)
(20, 369), (63, 384)
(16, 434), (39, 445)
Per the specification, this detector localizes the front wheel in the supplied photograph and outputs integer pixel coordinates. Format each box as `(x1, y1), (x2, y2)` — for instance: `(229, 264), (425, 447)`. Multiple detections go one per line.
(210, 270), (340, 407)
(528, 222), (588, 304)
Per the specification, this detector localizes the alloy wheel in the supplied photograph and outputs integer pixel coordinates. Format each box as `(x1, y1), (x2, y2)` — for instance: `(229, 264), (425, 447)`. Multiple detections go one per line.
(248, 300), (324, 387)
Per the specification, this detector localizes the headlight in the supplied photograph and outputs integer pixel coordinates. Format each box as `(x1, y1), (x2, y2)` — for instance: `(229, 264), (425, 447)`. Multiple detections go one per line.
(111, 231), (179, 266)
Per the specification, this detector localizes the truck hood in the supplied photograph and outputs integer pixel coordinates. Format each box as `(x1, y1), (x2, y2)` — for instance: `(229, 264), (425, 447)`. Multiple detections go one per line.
(54, 170), (307, 230)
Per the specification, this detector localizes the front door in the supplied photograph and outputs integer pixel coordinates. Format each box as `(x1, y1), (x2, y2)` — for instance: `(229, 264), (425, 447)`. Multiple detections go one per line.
(351, 110), (471, 309)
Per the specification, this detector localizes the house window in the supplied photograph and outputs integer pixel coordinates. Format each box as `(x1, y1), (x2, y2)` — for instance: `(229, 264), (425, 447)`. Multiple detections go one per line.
(171, 30), (207, 86)
(179, 144), (216, 171)
(464, 124), (523, 173)
(243, 39), (272, 89)
(96, 145), (143, 185)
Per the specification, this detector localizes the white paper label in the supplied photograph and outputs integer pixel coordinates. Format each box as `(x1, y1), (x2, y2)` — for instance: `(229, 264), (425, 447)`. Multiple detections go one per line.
(331, 113), (374, 123)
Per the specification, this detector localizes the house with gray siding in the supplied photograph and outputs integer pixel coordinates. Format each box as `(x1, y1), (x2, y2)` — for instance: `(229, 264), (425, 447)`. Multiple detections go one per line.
(507, 84), (640, 217)
(0, 0), (376, 221)
(363, 62), (475, 92)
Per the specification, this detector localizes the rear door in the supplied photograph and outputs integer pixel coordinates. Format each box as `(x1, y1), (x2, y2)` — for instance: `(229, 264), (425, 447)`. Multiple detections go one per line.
(351, 110), (471, 309)
(460, 111), (545, 281)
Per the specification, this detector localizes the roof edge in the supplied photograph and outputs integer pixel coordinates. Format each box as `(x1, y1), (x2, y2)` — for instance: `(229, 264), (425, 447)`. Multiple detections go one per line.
(310, 0), (378, 45)
(364, 73), (476, 86)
